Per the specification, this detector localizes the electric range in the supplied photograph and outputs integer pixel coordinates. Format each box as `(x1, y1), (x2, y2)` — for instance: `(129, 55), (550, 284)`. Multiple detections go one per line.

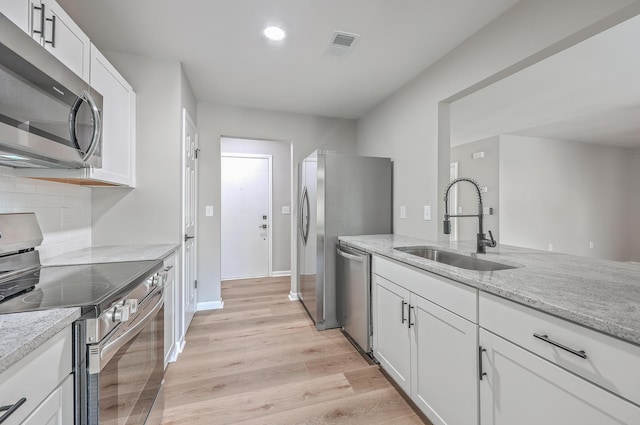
(0, 212), (167, 425)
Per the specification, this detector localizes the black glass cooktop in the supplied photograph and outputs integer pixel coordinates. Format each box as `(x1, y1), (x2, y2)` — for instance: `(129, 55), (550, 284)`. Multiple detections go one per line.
(0, 260), (162, 316)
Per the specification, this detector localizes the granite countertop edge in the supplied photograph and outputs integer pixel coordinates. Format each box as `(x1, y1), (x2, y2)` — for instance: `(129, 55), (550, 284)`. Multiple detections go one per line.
(41, 243), (181, 266)
(339, 234), (640, 347)
(0, 308), (81, 374)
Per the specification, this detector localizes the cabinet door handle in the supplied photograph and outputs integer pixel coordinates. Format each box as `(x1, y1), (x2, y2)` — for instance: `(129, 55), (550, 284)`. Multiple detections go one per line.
(32, 4), (45, 38)
(479, 346), (487, 381)
(533, 333), (587, 359)
(401, 300), (407, 324)
(0, 398), (27, 424)
(408, 305), (415, 328)
(45, 14), (56, 47)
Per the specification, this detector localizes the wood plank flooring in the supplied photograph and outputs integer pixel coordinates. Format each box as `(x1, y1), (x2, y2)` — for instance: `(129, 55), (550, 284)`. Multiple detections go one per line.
(161, 276), (430, 425)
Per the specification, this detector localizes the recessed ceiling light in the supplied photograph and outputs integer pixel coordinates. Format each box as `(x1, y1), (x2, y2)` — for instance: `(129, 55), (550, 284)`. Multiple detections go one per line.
(264, 26), (286, 41)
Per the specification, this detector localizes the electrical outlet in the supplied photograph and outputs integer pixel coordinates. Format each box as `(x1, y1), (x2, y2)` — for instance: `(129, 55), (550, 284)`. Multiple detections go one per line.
(548, 243), (554, 251)
(423, 205), (431, 221)
(589, 241), (594, 249)
(205, 206), (214, 217)
(282, 206), (290, 215)
(400, 206), (406, 219)
(480, 186), (488, 193)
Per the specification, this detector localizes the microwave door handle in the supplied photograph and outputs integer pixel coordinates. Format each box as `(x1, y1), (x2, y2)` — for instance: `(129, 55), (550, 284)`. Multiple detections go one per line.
(89, 288), (164, 374)
(69, 90), (102, 162)
(81, 91), (102, 162)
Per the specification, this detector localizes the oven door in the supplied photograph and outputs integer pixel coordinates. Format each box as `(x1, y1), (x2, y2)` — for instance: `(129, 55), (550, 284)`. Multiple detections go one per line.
(87, 287), (164, 425)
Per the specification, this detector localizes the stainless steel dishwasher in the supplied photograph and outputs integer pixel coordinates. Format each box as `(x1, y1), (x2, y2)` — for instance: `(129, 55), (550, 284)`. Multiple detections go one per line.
(336, 244), (372, 354)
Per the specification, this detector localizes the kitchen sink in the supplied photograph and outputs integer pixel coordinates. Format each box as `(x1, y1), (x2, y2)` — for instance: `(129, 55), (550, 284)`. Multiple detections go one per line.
(394, 246), (518, 271)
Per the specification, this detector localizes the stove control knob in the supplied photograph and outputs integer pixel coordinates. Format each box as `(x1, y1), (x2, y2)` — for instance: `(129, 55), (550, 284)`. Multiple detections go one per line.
(124, 299), (138, 314)
(112, 305), (130, 323)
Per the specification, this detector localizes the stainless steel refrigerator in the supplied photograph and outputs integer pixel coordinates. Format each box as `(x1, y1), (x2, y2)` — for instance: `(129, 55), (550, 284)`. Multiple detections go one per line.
(297, 150), (392, 330)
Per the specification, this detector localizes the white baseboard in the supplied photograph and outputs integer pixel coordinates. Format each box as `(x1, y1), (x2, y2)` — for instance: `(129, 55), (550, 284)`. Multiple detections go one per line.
(197, 300), (224, 311)
(288, 291), (301, 301)
(272, 270), (291, 277)
(166, 345), (180, 364)
(176, 339), (186, 354)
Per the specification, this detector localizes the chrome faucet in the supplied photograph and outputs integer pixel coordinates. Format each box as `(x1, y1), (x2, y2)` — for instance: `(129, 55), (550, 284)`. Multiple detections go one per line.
(443, 177), (496, 254)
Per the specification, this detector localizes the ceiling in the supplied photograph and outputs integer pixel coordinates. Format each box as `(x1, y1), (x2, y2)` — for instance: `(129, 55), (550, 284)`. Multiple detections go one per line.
(56, 0), (519, 119)
(450, 12), (640, 148)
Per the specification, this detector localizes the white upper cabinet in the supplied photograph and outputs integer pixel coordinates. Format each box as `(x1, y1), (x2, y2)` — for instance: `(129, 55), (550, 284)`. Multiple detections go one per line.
(1, 0), (91, 81)
(1, 1), (30, 31)
(39, 0), (90, 81)
(88, 44), (136, 187)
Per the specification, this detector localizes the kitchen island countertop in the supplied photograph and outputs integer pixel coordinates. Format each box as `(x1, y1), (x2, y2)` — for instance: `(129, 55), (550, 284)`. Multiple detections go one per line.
(339, 234), (640, 346)
(0, 308), (80, 374)
(42, 243), (180, 266)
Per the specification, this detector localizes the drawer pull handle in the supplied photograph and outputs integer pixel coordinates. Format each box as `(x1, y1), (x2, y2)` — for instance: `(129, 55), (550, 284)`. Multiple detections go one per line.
(408, 305), (415, 328)
(479, 346), (487, 381)
(401, 300), (407, 324)
(0, 397), (26, 423)
(533, 333), (587, 359)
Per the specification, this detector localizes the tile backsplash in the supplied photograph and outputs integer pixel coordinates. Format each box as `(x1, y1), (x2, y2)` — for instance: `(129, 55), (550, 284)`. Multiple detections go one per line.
(0, 168), (91, 259)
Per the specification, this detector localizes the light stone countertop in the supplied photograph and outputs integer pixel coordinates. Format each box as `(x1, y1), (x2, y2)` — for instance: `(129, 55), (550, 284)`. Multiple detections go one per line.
(339, 234), (640, 346)
(42, 243), (180, 266)
(0, 308), (80, 374)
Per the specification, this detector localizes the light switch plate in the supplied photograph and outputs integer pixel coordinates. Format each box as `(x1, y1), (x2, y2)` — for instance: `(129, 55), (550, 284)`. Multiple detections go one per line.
(400, 206), (406, 219)
(205, 206), (214, 217)
(282, 206), (290, 215)
(423, 205), (431, 221)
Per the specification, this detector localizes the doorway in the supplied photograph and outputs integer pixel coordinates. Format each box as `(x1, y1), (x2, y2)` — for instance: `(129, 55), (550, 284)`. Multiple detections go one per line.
(220, 137), (292, 281)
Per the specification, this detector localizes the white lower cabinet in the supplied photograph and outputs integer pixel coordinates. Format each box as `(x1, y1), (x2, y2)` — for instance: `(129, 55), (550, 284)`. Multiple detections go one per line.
(479, 328), (640, 425)
(411, 294), (478, 425)
(373, 275), (411, 394)
(372, 256), (478, 425)
(0, 327), (72, 425)
(164, 251), (178, 368)
(371, 254), (640, 425)
(21, 375), (73, 425)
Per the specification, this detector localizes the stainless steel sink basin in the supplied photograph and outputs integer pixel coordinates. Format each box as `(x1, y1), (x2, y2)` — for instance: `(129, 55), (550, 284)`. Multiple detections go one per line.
(394, 246), (518, 271)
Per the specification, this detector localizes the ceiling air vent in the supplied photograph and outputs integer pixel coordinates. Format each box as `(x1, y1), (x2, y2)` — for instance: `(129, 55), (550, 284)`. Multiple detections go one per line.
(326, 30), (360, 58)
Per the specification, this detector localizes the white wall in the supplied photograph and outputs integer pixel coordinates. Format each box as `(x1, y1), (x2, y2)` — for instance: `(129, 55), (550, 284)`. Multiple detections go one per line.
(197, 102), (357, 304)
(91, 53), (195, 246)
(0, 169), (91, 259)
(357, 0), (638, 241)
(450, 136), (500, 242)
(628, 148), (640, 261)
(500, 135), (630, 261)
(220, 137), (292, 274)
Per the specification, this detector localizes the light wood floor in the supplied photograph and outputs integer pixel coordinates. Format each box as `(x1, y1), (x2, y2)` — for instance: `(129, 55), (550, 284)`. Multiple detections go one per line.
(161, 276), (430, 425)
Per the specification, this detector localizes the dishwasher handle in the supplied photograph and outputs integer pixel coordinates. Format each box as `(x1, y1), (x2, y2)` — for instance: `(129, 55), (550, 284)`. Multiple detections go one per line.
(336, 247), (365, 262)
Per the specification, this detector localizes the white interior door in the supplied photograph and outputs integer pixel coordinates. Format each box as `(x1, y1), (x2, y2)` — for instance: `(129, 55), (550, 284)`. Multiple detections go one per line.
(221, 154), (271, 280)
(182, 109), (197, 331)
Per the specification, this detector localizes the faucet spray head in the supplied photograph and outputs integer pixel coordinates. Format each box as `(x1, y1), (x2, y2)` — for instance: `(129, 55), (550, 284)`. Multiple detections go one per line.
(443, 215), (451, 235)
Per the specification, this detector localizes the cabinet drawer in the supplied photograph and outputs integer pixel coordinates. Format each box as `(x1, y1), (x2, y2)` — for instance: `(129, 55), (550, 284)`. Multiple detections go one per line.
(480, 292), (640, 405)
(0, 327), (72, 425)
(373, 255), (477, 322)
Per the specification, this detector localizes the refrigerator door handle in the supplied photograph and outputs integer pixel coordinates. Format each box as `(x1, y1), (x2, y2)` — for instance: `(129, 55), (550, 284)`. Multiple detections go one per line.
(299, 186), (310, 246)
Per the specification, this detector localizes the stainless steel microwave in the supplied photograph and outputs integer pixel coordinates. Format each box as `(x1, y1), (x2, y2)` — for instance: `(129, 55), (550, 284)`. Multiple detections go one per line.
(0, 13), (102, 169)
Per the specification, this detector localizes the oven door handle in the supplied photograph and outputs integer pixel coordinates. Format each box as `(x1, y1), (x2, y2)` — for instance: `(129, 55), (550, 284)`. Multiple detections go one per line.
(89, 288), (164, 374)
